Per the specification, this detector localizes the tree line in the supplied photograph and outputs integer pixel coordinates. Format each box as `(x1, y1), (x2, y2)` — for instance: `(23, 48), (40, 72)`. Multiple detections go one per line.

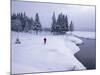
(11, 12), (42, 34)
(11, 12), (74, 34)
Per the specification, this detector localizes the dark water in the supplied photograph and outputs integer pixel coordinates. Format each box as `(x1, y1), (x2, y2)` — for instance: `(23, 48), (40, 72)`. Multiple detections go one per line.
(75, 38), (96, 70)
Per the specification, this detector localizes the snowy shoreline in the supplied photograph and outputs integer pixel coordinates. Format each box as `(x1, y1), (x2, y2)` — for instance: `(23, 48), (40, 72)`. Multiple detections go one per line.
(72, 31), (95, 39)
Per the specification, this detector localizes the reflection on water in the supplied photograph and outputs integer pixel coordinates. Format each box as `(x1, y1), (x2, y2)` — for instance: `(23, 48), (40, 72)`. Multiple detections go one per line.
(75, 38), (96, 69)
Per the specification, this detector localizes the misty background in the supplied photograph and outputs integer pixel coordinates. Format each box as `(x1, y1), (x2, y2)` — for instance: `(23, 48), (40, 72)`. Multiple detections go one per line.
(11, 1), (95, 31)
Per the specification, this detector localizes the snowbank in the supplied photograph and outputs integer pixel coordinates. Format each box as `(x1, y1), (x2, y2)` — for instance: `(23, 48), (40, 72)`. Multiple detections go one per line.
(11, 32), (86, 74)
(72, 31), (96, 39)
(65, 35), (83, 45)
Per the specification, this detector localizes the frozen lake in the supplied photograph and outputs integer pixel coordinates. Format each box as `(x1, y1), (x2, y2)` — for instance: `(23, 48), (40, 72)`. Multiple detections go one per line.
(75, 38), (96, 69)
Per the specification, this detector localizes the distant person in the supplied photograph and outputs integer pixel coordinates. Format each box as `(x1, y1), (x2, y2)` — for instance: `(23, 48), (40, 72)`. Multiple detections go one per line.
(44, 37), (47, 44)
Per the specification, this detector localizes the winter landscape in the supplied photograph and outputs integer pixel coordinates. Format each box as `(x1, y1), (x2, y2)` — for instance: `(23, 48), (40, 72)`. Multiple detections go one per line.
(11, 0), (96, 74)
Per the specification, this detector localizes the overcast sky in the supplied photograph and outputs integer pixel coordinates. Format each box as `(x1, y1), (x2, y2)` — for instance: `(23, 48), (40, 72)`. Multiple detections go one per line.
(12, 0), (95, 31)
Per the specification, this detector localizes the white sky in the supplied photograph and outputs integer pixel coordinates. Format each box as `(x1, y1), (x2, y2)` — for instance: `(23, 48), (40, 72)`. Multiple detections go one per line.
(11, 0), (95, 31)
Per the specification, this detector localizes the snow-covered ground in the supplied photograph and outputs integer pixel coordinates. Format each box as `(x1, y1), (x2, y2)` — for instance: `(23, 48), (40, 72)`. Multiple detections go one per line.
(11, 31), (86, 74)
(71, 31), (96, 39)
(65, 35), (83, 45)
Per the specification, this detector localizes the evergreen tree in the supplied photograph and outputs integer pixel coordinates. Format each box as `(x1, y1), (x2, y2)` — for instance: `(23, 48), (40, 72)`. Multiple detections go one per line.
(60, 14), (65, 32)
(51, 12), (56, 32)
(30, 17), (35, 30)
(24, 20), (29, 32)
(70, 21), (74, 32)
(34, 13), (42, 34)
(64, 14), (69, 31)
(24, 17), (33, 32)
(56, 13), (61, 32)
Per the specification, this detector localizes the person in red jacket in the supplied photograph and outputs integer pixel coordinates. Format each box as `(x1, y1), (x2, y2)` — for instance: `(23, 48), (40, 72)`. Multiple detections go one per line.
(44, 37), (47, 44)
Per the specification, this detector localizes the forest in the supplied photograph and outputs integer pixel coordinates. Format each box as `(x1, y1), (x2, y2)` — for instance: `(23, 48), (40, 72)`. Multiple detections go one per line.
(11, 12), (74, 34)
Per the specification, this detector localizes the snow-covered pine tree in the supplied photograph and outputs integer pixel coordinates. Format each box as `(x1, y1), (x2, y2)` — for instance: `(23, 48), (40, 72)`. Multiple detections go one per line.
(34, 13), (42, 34)
(30, 17), (35, 31)
(56, 13), (61, 32)
(70, 21), (74, 32)
(24, 19), (31, 32)
(65, 14), (69, 31)
(60, 14), (65, 32)
(51, 12), (56, 32)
